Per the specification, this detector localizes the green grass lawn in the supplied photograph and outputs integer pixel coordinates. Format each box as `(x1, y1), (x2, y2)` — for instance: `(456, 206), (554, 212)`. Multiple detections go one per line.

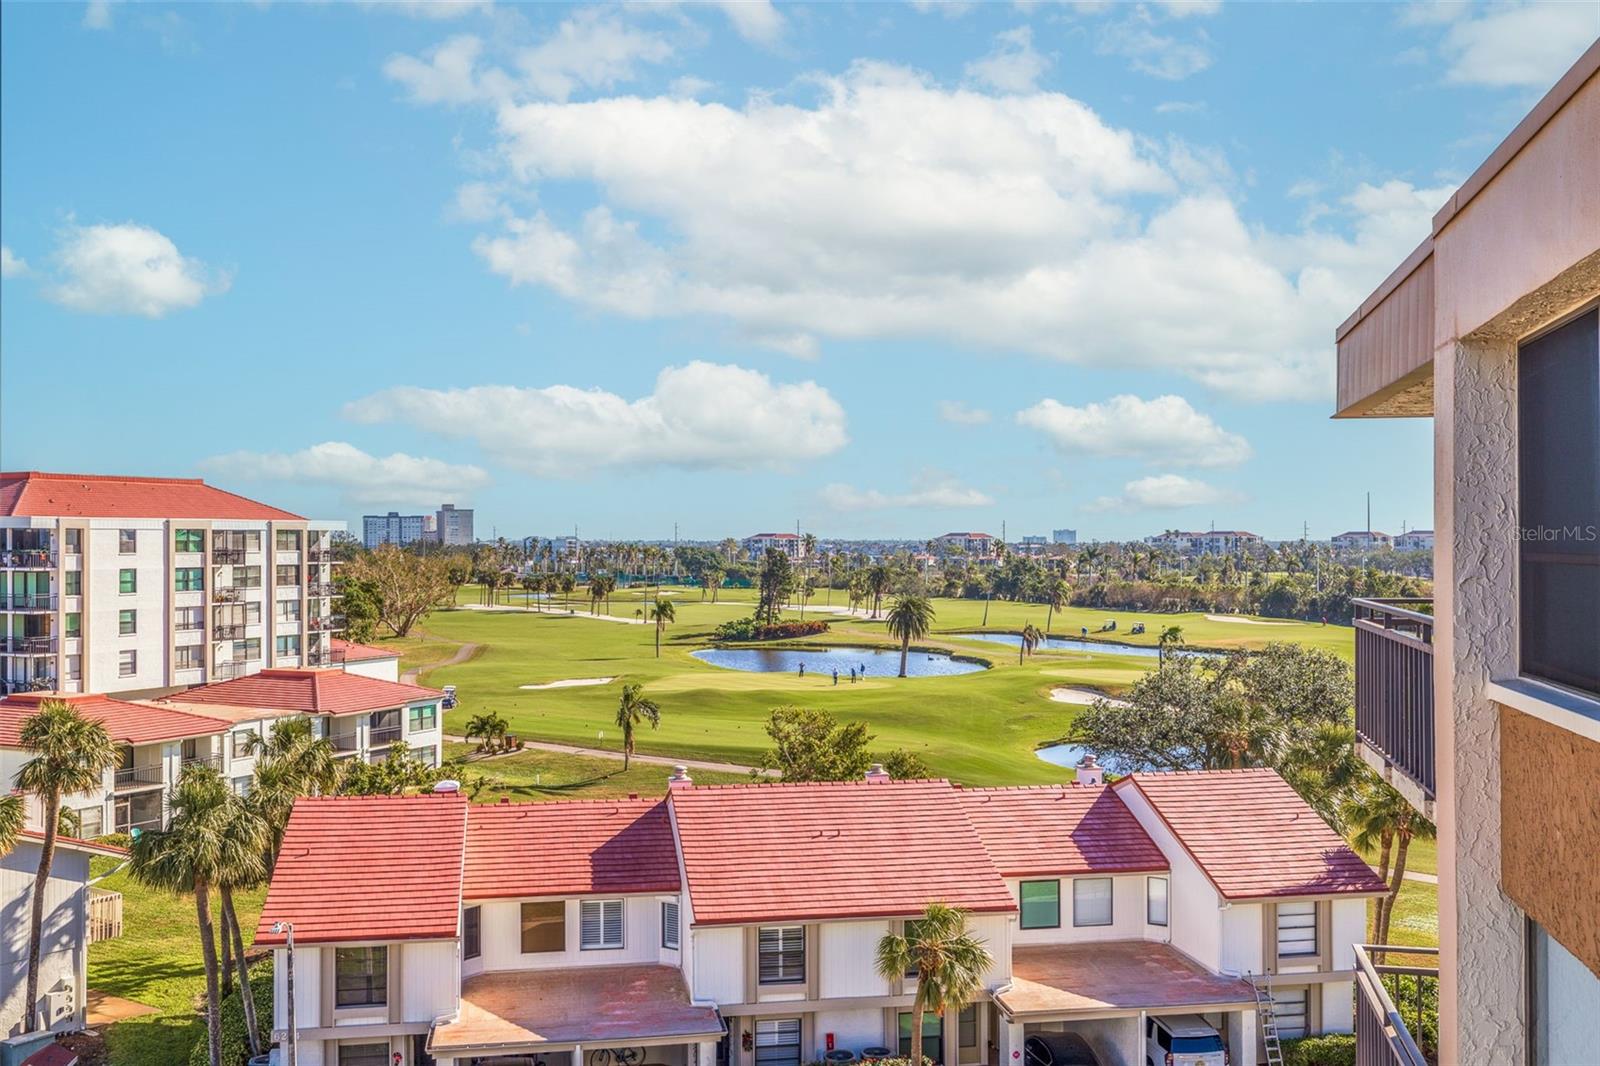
(420, 589), (1354, 786)
(1356, 835), (1439, 877)
(87, 858), (267, 1066)
(447, 741), (751, 797)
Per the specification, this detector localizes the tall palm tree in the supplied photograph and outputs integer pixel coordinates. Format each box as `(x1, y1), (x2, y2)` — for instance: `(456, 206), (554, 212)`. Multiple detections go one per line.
(885, 595), (936, 678)
(648, 597), (676, 658)
(867, 565), (892, 619)
(130, 765), (238, 1066)
(614, 684), (661, 770)
(559, 573), (576, 612)
(0, 793), (24, 855)
(876, 903), (992, 1065)
(244, 718), (340, 866)
(16, 700), (117, 1030)
(1157, 625), (1185, 665)
(1207, 697), (1279, 770)
(1043, 579), (1070, 635)
(215, 796), (269, 1057)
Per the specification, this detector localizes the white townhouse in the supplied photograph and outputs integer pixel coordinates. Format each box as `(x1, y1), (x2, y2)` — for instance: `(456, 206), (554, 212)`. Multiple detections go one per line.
(1390, 530), (1433, 552)
(2, 828), (126, 1040)
(0, 471), (344, 698)
(257, 766), (1384, 1066)
(1329, 531), (1393, 552)
(1145, 531), (1263, 556)
(157, 667), (445, 772)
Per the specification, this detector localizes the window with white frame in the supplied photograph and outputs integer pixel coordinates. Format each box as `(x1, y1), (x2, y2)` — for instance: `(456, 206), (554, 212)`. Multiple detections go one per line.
(1147, 876), (1169, 926)
(118, 650), (137, 677)
(463, 905), (481, 960)
(337, 1043), (390, 1066)
(119, 529), (137, 554)
(1073, 877), (1113, 927)
(1276, 902), (1318, 957)
(754, 1019), (802, 1066)
(1271, 987), (1309, 1039)
(579, 899), (624, 950)
(662, 900), (680, 949)
(758, 925), (805, 984)
(408, 703), (437, 733)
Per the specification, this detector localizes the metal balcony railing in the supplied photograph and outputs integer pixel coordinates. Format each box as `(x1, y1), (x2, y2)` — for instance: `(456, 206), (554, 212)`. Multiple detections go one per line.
(306, 647), (347, 667)
(214, 624), (246, 641)
(2, 635), (58, 655)
(0, 677), (56, 695)
(308, 615), (346, 632)
(1, 549), (56, 569)
(113, 764), (165, 791)
(1354, 944), (1437, 1066)
(331, 732), (361, 752)
(1353, 598), (1436, 802)
(213, 548), (247, 565)
(305, 582), (337, 597)
(4, 593), (57, 610)
(213, 661), (247, 681)
(306, 549), (334, 563)
(213, 586), (246, 604)
(182, 752), (223, 771)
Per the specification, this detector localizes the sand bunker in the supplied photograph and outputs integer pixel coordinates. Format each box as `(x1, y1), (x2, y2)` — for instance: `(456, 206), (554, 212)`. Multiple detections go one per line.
(518, 677), (617, 690)
(1204, 614), (1294, 626)
(1049, 687), (1131, 707)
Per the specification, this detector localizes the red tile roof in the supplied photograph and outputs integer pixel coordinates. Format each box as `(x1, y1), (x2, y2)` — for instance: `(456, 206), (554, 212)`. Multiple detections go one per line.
(958, 785), (1169, 878)
(0, 693), (226, 746)
(256, 792), (468, 945)
(0, 471), (302, 520)
(464, 798), (679, 901)
(331, 638), (400, 662)
(669, 778), (1017, 926)
(1115, 768), (1388, 899)
(170, 669), (441, 716)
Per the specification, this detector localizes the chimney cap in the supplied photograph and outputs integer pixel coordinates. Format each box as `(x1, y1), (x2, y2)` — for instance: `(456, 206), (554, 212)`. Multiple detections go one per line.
(864, 762), (891, 783)
(433, 779), (461, 793)
(668, 765), (693, 788)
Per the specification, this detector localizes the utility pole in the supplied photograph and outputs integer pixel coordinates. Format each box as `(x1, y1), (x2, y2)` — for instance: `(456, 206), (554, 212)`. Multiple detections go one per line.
(273, 921), (297, 1066)
(1366, 492), (1372, 534)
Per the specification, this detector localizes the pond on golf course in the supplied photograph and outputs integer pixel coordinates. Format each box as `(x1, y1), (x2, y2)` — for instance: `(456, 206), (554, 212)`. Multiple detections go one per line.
(953, 632), (1225, 659)
(1034, 743), (1133, 772)
(691, 645), (986, 678)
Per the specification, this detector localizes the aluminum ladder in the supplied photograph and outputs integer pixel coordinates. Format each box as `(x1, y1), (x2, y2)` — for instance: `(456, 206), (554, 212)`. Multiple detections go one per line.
(1250, 972), (1285, 1066)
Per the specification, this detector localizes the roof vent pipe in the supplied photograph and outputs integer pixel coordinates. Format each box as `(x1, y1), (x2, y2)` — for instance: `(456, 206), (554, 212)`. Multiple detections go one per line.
(865, 763), (891, 784)
(1074, 755), (1104, 787)
(668, 765), (693, 789)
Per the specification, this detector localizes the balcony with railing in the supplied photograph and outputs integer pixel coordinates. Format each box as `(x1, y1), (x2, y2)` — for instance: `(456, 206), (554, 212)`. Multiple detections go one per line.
(2, 635), (58, 655)
(0, 676), (57, 695)
(1353, 597), (1436, 807)
(308, 614), (346, 632)
(368, 724), (403, 747)
(1354, 944), (1438, 1066)
(113, 763), (165, 792)
(214, 623), (246, 641)
(1, 548), (56, 569)
(182, 752), (223, 772)
(305, 581), (337, 598)
(4, 592), (57, 611)
(330, 731), (361, 754)
(213, 660), (247, 681)
(306, 548), (334, 564)
(213, 547), (247, 565)
(213, 585), (247, 603)
(306, 646), (347, 668)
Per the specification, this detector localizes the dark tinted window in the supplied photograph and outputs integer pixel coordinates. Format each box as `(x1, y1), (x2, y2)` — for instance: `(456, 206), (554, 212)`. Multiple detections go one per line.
(1518, 308), (1600, 697)
(463, 905), (480, 960)
(1173, 1035), (1225, 1054)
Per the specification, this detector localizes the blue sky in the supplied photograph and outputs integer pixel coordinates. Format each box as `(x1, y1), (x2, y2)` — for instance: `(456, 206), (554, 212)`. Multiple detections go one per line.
(2, 1), (1595, 542)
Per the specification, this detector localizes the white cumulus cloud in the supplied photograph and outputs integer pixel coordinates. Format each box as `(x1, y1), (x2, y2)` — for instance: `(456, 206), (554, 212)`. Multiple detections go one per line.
(938, 400), (992, 426)
(45, 222), (228, 318)
(965, 26), (1051, 92)
(1435, 3), (1600, 88)
(83, 0), (113, 30)
(1016, 394), (1251, 467)
(823, 476), (994, 511)
(713, 0), (785, 45)
(0, 246), (27, 278)
(430, 60), (1444, 402)
(1087, 473), (1242, 512)
(201, 442), (489, 508)
(342, 361), (848, 477)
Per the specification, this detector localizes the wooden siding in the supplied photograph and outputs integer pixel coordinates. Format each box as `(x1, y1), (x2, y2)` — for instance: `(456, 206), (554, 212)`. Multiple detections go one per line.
(1499, 706), (1600, 977)
(1335, 245), (1435, 418)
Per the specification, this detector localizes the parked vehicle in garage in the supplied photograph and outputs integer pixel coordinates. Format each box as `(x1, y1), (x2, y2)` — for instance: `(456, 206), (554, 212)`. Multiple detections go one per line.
(1024, 1033), (1102, 1066)
(1146, 1016), (1227, 1066)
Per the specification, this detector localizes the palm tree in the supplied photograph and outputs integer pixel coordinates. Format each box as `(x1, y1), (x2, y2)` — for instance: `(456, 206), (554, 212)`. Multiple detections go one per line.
(1043, 579), (1070, 635)
(589, 581), (605, 616)
(129, 765), (238, 1066)
(876, 903), (992, 1065)
(559, 573), (576, 612)
(1157, 625), (1185, 665)
(1018, 622), (1043, 664)
(614, 684), (661, 770)
(465, 712), (509, 753)
(1345, 780), (1433, 946)
(0, 793), (24, 855)
(244, 718), (340, 866)
(520, 573), (538, 610)
(646, 597), (677, 658)
(16, 700), (117, 1030)
(1207, 697), (1279, 769)
(867, 565), (892, 619)
(215, 796), (269, 1058)
(885, 595), (936, 678)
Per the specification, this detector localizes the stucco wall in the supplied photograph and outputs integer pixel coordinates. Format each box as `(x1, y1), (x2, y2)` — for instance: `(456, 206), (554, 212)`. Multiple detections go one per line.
(1433, 335), (1525, 1064)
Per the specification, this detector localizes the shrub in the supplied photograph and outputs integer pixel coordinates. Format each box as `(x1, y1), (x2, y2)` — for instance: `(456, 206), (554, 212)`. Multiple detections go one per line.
(92, 832), (132, 850)
(713, 617), (831, 642)
(190, 957), (274, 1066)
(1281, 1034), (1356, 1066)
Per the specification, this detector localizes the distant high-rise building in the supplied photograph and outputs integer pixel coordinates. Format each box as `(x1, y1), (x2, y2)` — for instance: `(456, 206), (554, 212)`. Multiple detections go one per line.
(362, 512), (429, 549)
(1052, 528), (1078, 545)
(436, 504), (474, 546)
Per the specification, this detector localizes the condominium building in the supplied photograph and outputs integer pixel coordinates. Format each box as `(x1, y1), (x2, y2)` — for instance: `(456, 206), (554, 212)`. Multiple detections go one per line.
(361, 512), (432, 550)
(1051, 529), (1078, 545)
(1329, 530), (1393, 552)
(0, 472), (344, 697)
(1146, 530), (1263, 555)
(743, 532), (804, 560)
(1392, 530), (1434, 552)
(935, 531), (997, 558)
(1335, 40), (1598, 1066)
(255, 765), (1383, 1066)
(435, 505), (473, 547)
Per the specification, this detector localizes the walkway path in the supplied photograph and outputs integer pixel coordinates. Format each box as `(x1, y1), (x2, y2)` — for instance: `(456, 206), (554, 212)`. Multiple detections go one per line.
(444, 735), (776, 778)
(402, 641), (480, 685)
